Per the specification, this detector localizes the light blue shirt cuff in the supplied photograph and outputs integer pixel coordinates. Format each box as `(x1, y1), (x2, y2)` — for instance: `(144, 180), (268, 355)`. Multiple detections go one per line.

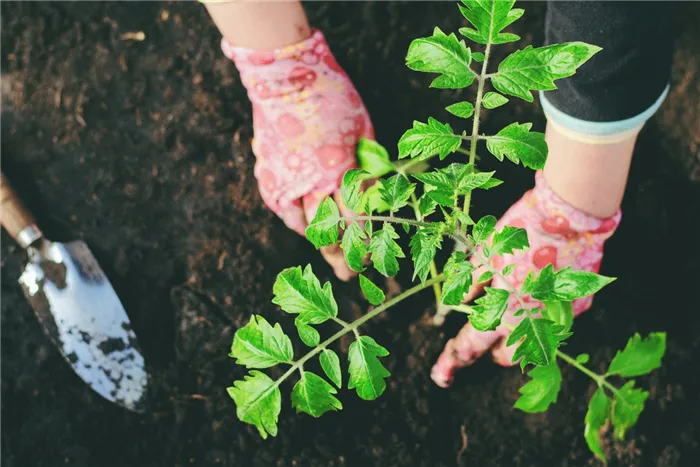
(539, 85), (669, 136)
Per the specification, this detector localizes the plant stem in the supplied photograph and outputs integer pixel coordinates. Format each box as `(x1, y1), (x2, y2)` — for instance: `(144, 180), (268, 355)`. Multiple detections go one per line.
(461, 39), (492, 233)
(342, 215), (431, 228)
(555, 350), (619, 395)
(272, 274), (447, 390)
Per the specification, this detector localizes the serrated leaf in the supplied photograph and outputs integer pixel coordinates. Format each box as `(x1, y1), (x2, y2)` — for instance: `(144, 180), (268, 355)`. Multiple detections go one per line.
(365, 180), (391, 213)
(230, 315), (294, 368)
(398, 118), (462, 161)
(454, 210), (475, 226)
(320, 349), (342, 388)
(458, 0), (523, 44)
(296, 321), (320, 347)
(611, 381), (648, 440)
(357, 138), (394, 177)
(341, 169), (368, 213)
(359, 274), (386, 305)
(585, 387), (611, 462)
(502, 263), (515, 276)
(459, 171), (496, 192)
(441, 252), (475, 306)
(506, 317), (571, 368)
(379, 174), (415, 212)
(341, 222), (369, 273)
(491, 225), (529, 256)
(481, 177), (504, 189)
(491, 42), (601, 102)
(477, 271), (493, 283)
(418, 193), (438, 218)
(482, 92), (509, 109)
(410, 226), (443, 283)
(470, 287), (509, 331)
(291, 371), (342, 417)
(486, 123), (548, 170)
(446, 101), (474, 118)
(541, 301), (574, 333)
(348, 336), (391, 400)
(521, 265), (616, 301)
(369, 224), (405, 277)
(272, 265), (338, 324)
(406, 26), (475, 89)
(607, 333), (666, 378)
(228, 371), (281, 439)
(472, 215), (497, 244)
(306, 197), (341, 248)
(514, 362), (562, 413)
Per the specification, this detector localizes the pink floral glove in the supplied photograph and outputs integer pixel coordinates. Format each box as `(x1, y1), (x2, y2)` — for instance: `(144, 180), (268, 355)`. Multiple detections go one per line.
(431, 171), (621, 388)
(222, 30), (374, 239)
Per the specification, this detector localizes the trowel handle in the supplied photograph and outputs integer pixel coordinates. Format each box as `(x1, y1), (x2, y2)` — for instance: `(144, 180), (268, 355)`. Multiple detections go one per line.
(0, 173), (43, 248)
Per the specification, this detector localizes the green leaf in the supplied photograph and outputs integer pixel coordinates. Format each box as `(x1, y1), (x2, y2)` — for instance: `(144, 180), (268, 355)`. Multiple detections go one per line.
(477, 271), (493, 283)
(230, 315), (294, 368)
(521, 265), (616, 301)
(296, 322), (320, 347)
(379, 174), (415, 212)
(320, 349), (342, 388)
(441, 252), (475, 306)
(306, 197), (341, 248)
(541, 301), (574, 333)
(472, 215), (497, 244)
(406, 26), (475, 89)
(359, 274), (386, 305)
(272, 265), (338, 324)
(506, 317), (571, 368)
(446, 101), (474, 119)
(491, 42), (601, 102)
(365, 180), (391, 213)
(458, 0), (523, 44)
(611, 381), (648, 440)
(454, 210), (475, 227)
(502, 263), (515, 276)
(348, 336), (391, 400)
(418, 193), (437, 218)
(409, 226), (443, 283)
(584, 388), (611, 462)
(491, 225), (529, 256)
(341, 222), (369, 273)
(576, 353), (590, 364)
(481, 177), (504, 190)
(482, 92), (509, 109)
(340, 169), (368, 213)
(398, 118), (462, 161)
(459, 171), (496, 192)
(514, 362), (562, 413)
(470, 287), (509, 331)
(369, 224), (405, 277)
(607, 333), (666, 378)
(357, 138), (393, 177)
(227, 371), (281, 439)
(291, 371), (342, 417)
(485, 123), (548, 170)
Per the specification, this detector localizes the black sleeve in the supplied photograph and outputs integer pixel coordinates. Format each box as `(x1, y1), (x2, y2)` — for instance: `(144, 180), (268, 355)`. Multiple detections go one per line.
(544, 1), (676, 122)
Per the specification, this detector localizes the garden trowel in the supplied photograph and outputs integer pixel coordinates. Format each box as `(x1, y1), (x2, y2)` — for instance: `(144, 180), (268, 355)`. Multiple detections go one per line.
(0, 173), (147, 412)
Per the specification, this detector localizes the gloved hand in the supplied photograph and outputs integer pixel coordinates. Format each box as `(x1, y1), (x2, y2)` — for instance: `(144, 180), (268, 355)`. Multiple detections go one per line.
(431, 171), (621, 388)
(223, 30), (374, 280)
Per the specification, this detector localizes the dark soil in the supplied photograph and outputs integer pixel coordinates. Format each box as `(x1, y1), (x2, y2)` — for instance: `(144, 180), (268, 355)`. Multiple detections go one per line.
(2, 2), (699, 466)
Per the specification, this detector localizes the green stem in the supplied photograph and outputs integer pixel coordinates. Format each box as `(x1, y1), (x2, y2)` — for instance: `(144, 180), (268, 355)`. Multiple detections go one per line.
(272, 274), (447, 390)
(460, 39), (492, 234)
(342, 215), (431, 228)
(555, 350), (619, 395)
